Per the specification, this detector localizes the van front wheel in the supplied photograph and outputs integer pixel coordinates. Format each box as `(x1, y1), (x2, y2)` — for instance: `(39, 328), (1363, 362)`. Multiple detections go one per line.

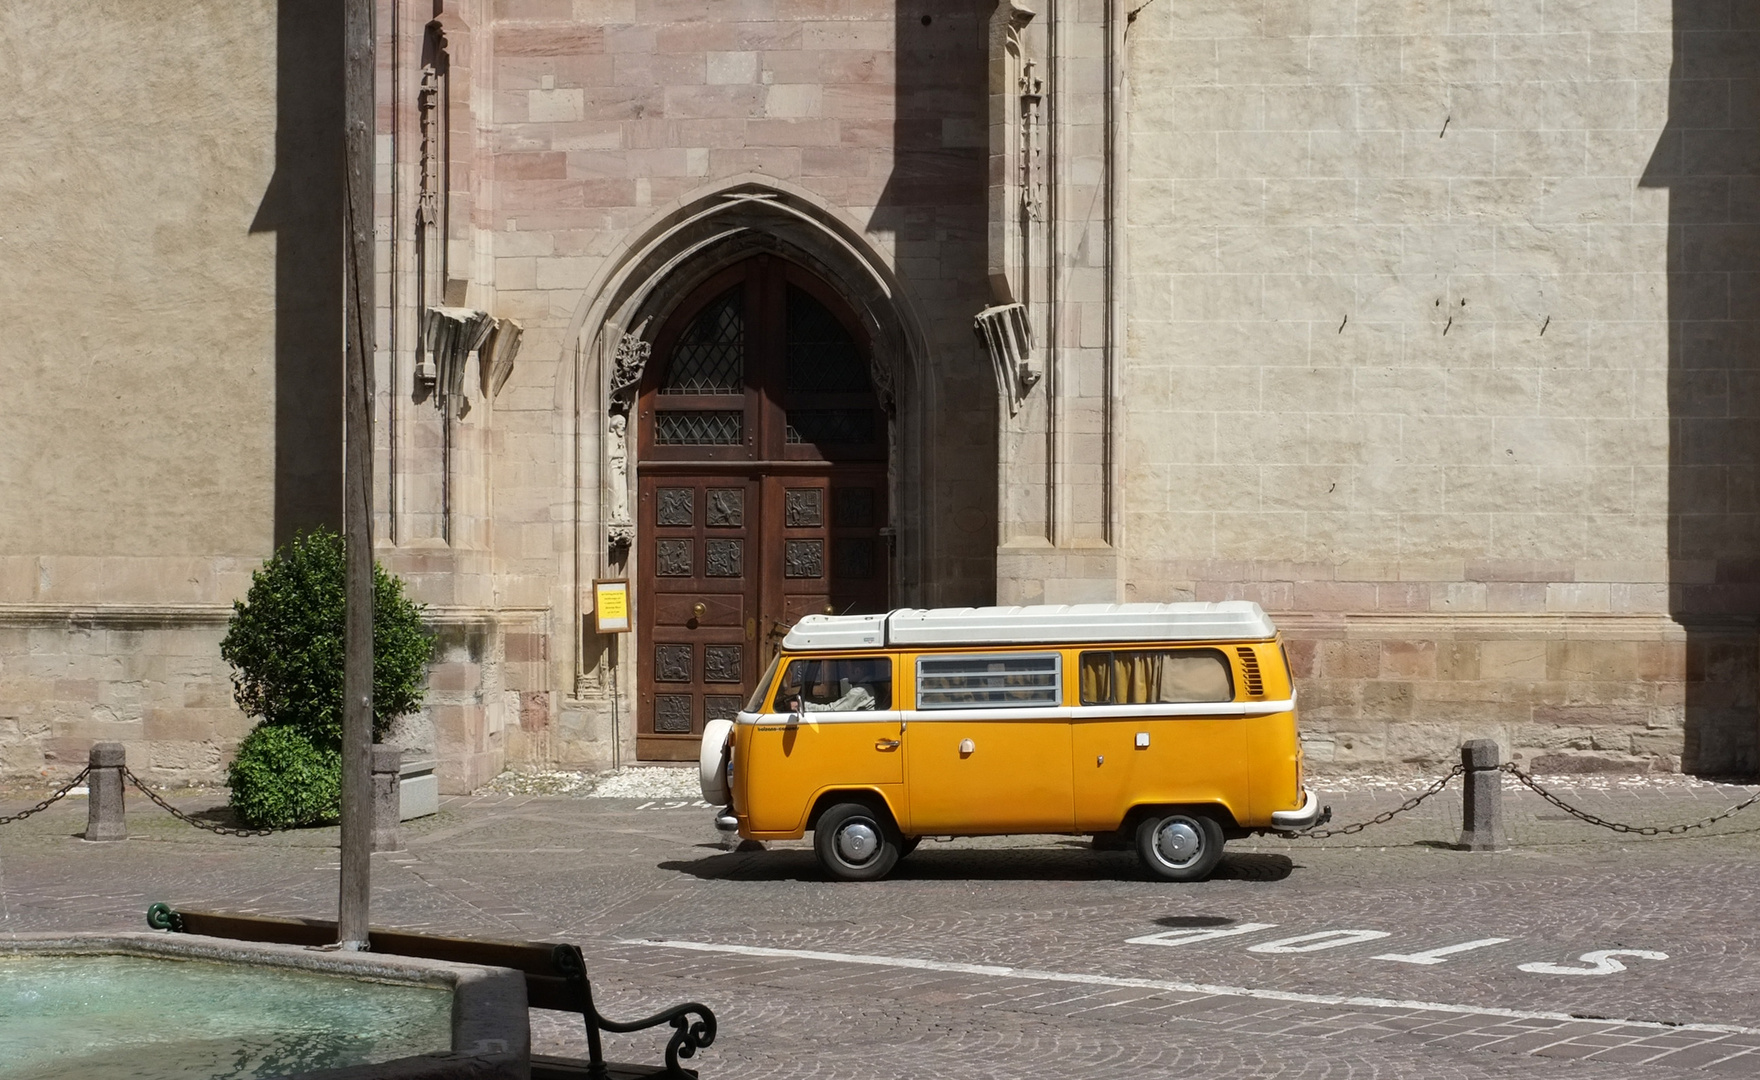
(814, 803), (901, 882)
(1136, 812), (1225, 882)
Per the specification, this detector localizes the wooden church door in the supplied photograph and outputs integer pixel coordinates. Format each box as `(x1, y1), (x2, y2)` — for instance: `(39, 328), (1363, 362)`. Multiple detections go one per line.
(634, 257), (890, 760)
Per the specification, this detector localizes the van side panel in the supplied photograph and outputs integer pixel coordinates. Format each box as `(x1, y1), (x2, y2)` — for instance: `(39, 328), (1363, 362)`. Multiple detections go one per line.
(1071, 718), (1249, 830)
(1242, 639), (1303, 826)
(903, 717), (1074, 834)
(741, 715), (904, 835)
(1245, 709), (1304, 825)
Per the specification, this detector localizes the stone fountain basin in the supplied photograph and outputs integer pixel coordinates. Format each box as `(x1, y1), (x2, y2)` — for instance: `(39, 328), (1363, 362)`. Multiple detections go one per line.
(1, 932), (529, 1080)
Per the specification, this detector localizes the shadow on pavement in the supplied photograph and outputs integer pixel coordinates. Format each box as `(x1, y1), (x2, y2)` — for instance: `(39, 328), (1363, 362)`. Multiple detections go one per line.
(659, 848), (1294, 883)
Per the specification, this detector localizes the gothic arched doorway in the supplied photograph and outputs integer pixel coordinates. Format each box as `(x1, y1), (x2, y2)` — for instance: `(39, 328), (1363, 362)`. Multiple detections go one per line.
(635, 256), (891, 760)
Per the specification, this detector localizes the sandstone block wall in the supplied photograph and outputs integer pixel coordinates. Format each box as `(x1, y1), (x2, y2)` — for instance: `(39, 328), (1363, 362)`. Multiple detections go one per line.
(1123, 2), (1759, 773)
(0, 2), (285, 785)
(0, 614), (243, 786)
(1280, 615), (1754, 775)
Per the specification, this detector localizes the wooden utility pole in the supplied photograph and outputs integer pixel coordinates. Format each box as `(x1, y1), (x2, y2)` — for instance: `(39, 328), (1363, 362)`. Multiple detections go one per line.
(339, 0), (376, 951)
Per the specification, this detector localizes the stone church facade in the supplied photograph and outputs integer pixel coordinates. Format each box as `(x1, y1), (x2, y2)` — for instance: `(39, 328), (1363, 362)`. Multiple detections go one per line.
(3, 1), (1756, 790)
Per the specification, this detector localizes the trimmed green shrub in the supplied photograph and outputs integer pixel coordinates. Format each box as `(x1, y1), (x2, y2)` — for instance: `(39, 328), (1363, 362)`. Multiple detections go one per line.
(220, 528), (432, 746)
(220, 527), (432, 828)
(226, 724), (342, 828)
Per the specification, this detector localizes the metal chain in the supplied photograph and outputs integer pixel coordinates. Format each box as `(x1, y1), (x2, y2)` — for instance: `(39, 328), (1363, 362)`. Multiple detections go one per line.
(1501, 764), (1760, 836)
(1291, 764), (1465, 838)
(123, 767), (278, 837)
(0, 767), (92, 826)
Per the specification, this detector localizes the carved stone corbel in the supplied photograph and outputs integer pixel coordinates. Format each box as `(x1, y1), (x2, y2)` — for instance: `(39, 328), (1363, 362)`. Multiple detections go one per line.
(478, 318), (522, 398)
(604, 322), (652, 555)
(974, 302), (1041, 415)
(423, 306), (494, 418)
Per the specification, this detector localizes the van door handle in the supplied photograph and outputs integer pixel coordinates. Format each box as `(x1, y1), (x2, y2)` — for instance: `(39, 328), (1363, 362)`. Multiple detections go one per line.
(874, 739), (900, 751)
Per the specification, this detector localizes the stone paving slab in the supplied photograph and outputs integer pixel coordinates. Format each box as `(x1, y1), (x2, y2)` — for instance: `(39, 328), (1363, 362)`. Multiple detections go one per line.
(3, 775), (1760, 1077)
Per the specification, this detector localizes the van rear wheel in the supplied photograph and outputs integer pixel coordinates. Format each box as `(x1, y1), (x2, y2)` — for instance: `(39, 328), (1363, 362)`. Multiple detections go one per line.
(813, 802), (901, 881)
(1136, 811), (1225, 882)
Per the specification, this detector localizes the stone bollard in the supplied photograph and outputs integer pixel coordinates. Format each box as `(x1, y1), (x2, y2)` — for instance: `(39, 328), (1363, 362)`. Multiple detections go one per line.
(85, 742), (127, 842)
(1456, 739), (1505, 851)
(370, 744), (403, 853)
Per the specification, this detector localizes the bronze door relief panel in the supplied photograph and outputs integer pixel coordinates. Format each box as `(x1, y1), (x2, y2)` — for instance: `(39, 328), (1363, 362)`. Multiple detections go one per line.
(639, 478), (757, 746)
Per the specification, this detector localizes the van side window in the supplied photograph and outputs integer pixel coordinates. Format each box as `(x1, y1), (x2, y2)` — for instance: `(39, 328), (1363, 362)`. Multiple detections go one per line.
(771, 656), (892, 713)
(915, 653), (1062, 709)
(1078, 649), (1233, 705)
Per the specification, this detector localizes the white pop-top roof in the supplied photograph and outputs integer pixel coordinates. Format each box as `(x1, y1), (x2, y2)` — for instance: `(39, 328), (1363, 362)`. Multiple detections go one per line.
(780, 602), (1276, 651)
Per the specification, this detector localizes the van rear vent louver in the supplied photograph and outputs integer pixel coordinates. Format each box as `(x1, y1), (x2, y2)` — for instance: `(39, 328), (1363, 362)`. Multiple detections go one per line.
(1235, 646), (1265, 697)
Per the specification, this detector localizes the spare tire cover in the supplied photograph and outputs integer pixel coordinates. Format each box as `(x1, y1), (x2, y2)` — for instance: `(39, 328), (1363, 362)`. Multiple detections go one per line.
(699, 717), (735, 804)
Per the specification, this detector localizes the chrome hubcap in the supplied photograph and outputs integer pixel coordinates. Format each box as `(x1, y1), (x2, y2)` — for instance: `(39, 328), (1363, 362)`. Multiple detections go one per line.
(1154, 820), (1202, 866)
(836, 821), (879, 863)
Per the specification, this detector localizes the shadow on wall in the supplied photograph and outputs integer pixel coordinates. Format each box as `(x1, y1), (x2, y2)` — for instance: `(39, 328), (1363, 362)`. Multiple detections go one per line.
(250, 0), (344, 545)
(1641, 8), (1760, 776)
(867, 5), (998, 607)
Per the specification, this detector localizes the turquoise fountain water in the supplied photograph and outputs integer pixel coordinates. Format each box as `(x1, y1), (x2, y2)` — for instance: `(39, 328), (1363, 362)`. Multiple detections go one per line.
(0, 952), (454, 1079)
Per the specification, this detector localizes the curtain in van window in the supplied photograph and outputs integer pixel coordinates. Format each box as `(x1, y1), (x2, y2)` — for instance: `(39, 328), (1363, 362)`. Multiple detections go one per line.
(1079, 650), (1232, 705)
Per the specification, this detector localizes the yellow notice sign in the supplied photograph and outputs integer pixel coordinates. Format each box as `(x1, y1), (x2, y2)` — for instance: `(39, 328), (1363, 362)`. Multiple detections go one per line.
(593, 579), (630, 634)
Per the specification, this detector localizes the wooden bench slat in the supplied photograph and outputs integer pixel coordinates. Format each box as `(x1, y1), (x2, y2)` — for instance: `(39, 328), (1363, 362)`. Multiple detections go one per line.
(524, 974), (580, 1012)
(531, 1054), (694, 1080)
(174, 910), (336, 948)
(172, 910), (563, 977)
(367, 928), (560, 977)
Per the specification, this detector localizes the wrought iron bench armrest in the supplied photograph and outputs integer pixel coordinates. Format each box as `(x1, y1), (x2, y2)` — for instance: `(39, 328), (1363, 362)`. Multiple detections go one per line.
(553, 944), (716, 1079)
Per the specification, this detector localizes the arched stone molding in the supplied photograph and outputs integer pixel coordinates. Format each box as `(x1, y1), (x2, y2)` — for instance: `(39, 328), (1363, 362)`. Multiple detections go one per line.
(557, 176), (938, 696)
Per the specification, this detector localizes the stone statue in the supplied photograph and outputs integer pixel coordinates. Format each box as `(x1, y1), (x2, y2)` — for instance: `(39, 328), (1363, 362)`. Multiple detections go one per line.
(605, 326), (650, 555)
(606, 412), (634, 552)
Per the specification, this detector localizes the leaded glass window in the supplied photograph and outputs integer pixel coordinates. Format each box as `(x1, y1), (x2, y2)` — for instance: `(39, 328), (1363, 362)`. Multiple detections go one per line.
(654, 410), (743, 445)
(662, 289), (744, 394)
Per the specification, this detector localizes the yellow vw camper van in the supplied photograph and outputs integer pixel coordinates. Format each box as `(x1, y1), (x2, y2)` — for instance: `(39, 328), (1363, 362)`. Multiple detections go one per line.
(699, 602), (1324, 881)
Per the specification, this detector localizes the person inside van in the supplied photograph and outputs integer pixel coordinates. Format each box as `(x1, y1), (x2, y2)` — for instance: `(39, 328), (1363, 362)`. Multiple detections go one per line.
(773, 656), (892, 713)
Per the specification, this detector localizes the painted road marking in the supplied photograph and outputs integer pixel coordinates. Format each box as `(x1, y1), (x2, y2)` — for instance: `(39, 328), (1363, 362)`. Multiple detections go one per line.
(1246, 929), (1391, 953)
(1374, 938), (1511, 965)
(1125, 923), (1659, 974)
(635, 800), (714, 810)
(1518, 949), (1669, 976)
(1126, 923), (1278, 947)
(627, 939), (1757, 1036)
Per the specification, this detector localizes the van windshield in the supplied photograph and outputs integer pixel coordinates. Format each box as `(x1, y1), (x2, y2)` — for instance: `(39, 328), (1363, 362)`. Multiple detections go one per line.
(745, 654), (782, 713)
(771, 656), (893, 712)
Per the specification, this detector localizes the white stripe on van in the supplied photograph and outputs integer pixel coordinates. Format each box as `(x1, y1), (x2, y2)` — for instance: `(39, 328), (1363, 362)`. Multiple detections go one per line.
(732, 699), (1296, 725)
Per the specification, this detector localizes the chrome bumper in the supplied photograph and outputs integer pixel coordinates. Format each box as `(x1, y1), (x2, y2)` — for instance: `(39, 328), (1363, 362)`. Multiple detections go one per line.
(1271, 789), (1329, 830)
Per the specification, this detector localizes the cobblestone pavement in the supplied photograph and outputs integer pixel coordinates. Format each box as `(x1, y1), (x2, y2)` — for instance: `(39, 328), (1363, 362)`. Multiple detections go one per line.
(4, 774), (1760, 1078)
